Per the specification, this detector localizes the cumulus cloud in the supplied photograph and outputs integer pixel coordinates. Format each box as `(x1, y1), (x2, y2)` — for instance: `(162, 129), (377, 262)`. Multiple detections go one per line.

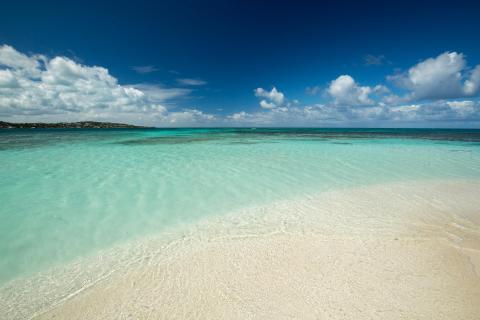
(259, 100), (276, 109)
(318, 52), (480, 125)
(176, 78), (207, 86)
(387, 101), (479, 122)
(0, 45), (216, 126)
(243, 65), (480, 126)
(2, 45), (479, 127)
(464, 65), (480, 96)
(327, 75), (375, 106)
(388, 51), (480, 101)
(227, 104), (379, 126)
(227, 99), (480, 126)
(0, 69), (19, 88)
(0, 45), (43, 77)
(254, 87), (285, 109)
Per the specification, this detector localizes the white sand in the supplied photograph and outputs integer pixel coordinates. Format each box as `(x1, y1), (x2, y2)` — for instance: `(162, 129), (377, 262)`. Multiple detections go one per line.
(2, 179), (480, 319)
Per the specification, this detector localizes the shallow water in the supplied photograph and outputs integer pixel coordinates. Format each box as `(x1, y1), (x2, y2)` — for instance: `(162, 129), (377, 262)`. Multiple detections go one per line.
(1, 128), (480, 284)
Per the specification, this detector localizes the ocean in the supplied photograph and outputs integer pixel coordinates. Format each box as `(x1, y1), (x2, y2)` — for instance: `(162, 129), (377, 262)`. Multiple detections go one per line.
(1, 128), (480, 285)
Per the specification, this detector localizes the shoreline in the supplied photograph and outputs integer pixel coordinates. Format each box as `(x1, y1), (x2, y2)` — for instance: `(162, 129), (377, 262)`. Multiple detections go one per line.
(2, 178), (480, 319)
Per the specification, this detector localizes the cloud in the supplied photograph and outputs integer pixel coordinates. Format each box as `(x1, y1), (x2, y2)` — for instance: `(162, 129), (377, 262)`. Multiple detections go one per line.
(364, 54), (387, 66)
(226, 99), (480, 127)
(388, 51), (480, 101)
(0, 45), (43, 77)
(327, 75), (375, 106)
(446, 100), (474, 108)
(228, 107), (295, 125)
(259, 100), (276, 109)
(446, 100), (476, 117)
(204, 61), (480, 126)
(254, 86), (285, 109)
(464, 65), (480, 96)
(305, 85), (321, 95)
(130, 84), (192, 101)
(0, 45), (215, 126)
(132, 65), (158, 74)
(227, 104), (371, 126)
(387, 100), (480, 122)
(237, 73), (479, 126)
(2, 45), (479, 127)
(176, 78), (207, 86)
(0, 69), (19, 88)
(162, 108), (217, 126)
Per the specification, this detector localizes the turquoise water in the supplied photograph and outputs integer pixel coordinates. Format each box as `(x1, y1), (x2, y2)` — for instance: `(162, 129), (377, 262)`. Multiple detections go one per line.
(1, 128), (480, 284)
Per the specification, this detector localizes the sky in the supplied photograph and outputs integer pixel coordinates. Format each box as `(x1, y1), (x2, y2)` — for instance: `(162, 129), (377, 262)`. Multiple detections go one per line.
(1, 0), (480, 127)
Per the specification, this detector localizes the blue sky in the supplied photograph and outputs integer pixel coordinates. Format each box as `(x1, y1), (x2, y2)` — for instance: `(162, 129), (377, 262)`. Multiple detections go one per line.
(1, 0), (480, 127)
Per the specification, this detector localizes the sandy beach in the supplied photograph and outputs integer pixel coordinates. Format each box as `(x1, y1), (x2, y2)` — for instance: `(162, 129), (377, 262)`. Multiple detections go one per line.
(2, 179), (479, 319)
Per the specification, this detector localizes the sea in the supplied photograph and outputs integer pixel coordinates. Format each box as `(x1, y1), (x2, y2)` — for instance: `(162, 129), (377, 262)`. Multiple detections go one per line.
(1, 128), (480, 285)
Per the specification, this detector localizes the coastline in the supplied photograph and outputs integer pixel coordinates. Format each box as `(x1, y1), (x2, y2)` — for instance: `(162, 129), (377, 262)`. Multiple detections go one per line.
(2, 178), (480, 319)
(0, 121), (147, 129)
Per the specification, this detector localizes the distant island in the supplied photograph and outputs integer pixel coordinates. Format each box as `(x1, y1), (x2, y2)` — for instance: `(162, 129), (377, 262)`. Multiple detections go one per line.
(0, 121), (147, 129)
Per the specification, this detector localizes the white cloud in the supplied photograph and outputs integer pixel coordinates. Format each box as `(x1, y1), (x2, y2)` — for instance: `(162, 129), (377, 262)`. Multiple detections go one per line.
(242, 70), (480, 126)
(2, 45), (479, 127)
(229, 111), (248, 122)
(0, 45), (44, 77)
(162, 109), (216, 126)
(380, 100), (480, 122)
(372, 84), (390, 95)
(327, 75), (374, 106)
(254, 86), (285, 109)
(259, 100), (276, 109)
(0, 69), (19, 88)
(228, 106), (297, 125)
(390, 104), (420, 112)
(176, 78), (207, 86)
(0, 45), (216, 126)
(150, 97), (480, 126)
(388, 51), (480, 101)
(446, 100), (476, 116)
(464, 65), (480, 96)
(446, 100), (474, 108)
(226, 99), (480, 126)
(131, 84), (192, 102)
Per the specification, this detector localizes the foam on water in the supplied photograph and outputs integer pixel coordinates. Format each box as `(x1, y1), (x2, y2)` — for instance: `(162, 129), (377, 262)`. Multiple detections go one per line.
(1, 128), (480, 285)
